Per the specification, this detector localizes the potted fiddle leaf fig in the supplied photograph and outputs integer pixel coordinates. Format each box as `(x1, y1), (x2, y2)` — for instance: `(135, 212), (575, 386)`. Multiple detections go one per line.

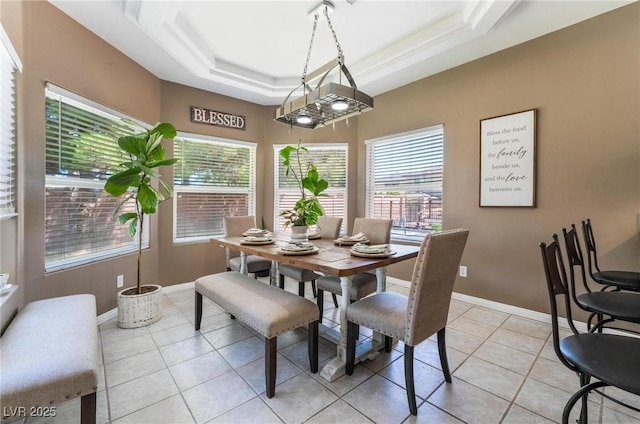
(279, 140), (329, 239)
(104, 121), (178, 328)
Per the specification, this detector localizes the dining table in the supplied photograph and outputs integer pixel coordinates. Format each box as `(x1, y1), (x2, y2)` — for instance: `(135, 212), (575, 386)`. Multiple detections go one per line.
(212, 232), (420, 381)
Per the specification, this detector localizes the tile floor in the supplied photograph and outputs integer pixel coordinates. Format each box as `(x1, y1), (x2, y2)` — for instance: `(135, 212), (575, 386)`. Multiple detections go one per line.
(18, 278), (640, 424)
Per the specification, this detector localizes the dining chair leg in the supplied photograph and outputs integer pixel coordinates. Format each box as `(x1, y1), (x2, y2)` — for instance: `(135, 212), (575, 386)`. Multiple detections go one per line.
(331, 293), (339, 308)
(298, 281), (305, 297)
(562, 380), (607, 424)
(265, 337), (277, 398)
(308, 320), (319, 373)
(384, 335), (392, 352)
(437, 328), (452, 383)
(311, 280), (317, 298)
(404, 344), (418, 415)
(317, 289), (324, 323)
(346, 321), (359, 375)
(195, 291), (203, 330)
(278, 274), (285, 289)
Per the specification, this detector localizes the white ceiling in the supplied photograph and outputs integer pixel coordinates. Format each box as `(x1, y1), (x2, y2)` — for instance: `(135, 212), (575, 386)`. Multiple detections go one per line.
(49, 0), (633, 106)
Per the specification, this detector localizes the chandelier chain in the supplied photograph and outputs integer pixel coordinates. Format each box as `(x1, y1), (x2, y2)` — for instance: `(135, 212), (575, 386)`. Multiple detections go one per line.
(324, 7), (344, 60)
(302, 13), (319, 84)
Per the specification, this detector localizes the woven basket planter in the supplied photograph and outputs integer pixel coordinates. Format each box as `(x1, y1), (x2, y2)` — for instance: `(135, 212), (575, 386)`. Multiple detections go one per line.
(117, 284), (162, 328)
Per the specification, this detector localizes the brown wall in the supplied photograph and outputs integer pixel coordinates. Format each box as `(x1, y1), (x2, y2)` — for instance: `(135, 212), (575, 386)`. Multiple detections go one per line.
(3, 1), (638, 318)
(357, 3), (640, 316)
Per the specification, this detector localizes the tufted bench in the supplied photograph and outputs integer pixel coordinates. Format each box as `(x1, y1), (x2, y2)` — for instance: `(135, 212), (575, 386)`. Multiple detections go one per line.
(0, 294), (99, 423)
(195, 271), (319, 398)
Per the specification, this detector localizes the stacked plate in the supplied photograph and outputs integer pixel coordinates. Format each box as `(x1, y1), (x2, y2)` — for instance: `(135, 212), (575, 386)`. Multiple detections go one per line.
(350, 243), (395, 258)
(334, 232), (370, 246)
(278, 242), (319, 255)
(241, 228), (274, 245)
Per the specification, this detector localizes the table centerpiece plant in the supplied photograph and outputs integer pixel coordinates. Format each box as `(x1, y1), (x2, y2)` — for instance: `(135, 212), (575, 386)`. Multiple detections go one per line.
(279, 140), (329, 238)
(104, 121), (178, 328)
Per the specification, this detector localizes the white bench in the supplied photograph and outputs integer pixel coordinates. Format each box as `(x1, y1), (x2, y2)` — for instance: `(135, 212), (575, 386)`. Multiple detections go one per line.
(0, 295), (99, 424)
(195, 271), (319, 398)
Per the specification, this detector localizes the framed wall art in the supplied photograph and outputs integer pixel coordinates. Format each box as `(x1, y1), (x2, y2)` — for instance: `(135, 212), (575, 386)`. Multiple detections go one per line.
(479, 109), (537, 207)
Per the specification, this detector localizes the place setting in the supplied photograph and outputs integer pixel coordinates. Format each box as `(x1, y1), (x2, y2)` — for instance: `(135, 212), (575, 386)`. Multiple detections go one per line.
(277, 241), (320, 256)
(350, 243), (396, 258)
(240, 228), (274, 245)
(334, 232), (370, 246)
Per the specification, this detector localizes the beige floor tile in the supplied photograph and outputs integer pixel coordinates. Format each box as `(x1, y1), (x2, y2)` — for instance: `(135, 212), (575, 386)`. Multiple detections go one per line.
(208, 397), (283, 424)
(108, 369), (179, 421)
(102, 333), (157, 364)
(443, 327), (485, 355)
(158, 334), (214, 367)
(343, 374), (413, 423)
(261, 373), (339, 423)
(378, 356), (447, 399)
(236, 353), (303, 394)
(453, 356), (525, 401)
(603, 386), (640, 420)
(528, 356), (581, 394)
(169, 350), (233, 391)
(182, 370), (257, 424)
(105, 349), (166, 387)
(413, 339), (468, 373)
(111, 394), (195, 424)
(201, 321), (254, 348)
(461, 306), (509, 327)
(501, 316), (552, 340)
(501, 404), (555, 424)
(602, 405), (640, 424)
(473, 340), (536, 375)
(311, 361), (375, 397)
(218, 335), (266, 369)
(488, 328), (545, 356)
(305, 399), (374, 424)
(278, 338), (336, 372)
(447, 316), (499, 339)
(406, 402), (464, 424)
(428, 377), (510, 424)
(149, 321), (199, 347)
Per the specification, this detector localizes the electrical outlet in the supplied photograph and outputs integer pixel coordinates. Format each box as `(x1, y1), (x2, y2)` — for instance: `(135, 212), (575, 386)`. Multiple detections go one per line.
(459, 265), (467, 278)
(116, 275), (124, 288)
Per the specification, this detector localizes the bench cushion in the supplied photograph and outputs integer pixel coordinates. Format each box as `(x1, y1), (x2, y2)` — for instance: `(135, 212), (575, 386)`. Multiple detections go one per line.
(0, 294), (99, 411)
(196, 272), (319, 338)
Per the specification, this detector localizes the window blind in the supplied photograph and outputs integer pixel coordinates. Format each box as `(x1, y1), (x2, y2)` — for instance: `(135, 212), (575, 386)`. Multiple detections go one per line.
(44, 86), (148, 272)
(274, 144), (347, 233)
(0, 27), (21, 218)
(173, 135), (256, 242)
(365, 125), (444, 241)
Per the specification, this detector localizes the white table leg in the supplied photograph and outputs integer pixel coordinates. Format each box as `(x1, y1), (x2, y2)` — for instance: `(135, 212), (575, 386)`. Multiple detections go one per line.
(320, 275), (352, 381)
(240, 252), (248, 275)
(375, 267), (387, 293)
(270, 260), (278, 286)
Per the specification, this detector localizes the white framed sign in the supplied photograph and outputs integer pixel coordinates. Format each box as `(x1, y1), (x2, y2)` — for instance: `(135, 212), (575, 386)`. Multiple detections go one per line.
(480, 109), (537, 207)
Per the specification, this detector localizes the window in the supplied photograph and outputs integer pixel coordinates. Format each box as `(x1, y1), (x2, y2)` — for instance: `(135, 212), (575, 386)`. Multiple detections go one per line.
(274, 143), (347, 233)
(45, 84), (148, 272)
(365, 125), (443, 242)
(0, 26), (21, 219)
(173, 134), (256, 243)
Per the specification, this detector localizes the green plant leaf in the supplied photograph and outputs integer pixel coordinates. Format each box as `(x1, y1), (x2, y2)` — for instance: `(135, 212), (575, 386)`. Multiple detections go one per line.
(118, 135), (146, 156)
(127, 216), (139, 237)
(112, 193), (134, 217)
(118, 212), (138, 225)
(105, 168), (141, 196)
(137, 183), (159, 214)
(149, 158), (178, 168)
(159, 179), (173, 197)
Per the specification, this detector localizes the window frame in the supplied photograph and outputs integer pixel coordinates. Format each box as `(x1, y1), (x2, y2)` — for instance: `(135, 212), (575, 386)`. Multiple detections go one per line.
(365, 125), (444, 243)
(44, 83), (150, 273)
(273, 143), (348, 234)
(0, 25), (21, 220)
(172, 132), (257, 244)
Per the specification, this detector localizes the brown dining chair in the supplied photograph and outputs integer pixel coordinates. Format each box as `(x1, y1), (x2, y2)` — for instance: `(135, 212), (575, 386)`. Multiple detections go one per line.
(581, 218), (640, 292)
(316, 218), (392, 322)
(345, 228), (469, 415)
(560, 226), (640, 334)
(224, 216), (271, 279)
(278, 216), (343, 297)
(539, 237), (640, 424)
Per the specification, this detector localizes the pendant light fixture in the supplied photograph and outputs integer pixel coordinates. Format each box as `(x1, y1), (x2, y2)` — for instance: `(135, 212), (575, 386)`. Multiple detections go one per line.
(274, 1), (374, 129)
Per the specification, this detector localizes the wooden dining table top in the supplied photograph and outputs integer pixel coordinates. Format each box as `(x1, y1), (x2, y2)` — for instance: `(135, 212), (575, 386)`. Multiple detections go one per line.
(214, 233), (420, 277)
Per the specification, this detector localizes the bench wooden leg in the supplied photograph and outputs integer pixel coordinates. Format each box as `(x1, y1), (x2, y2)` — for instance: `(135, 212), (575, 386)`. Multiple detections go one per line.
(81, 392), (96, 424)
(308, 320), (318, 373)
(195, 291), (203, 330)
(265, 337), (277, 398)
(316, 289), (324, 323)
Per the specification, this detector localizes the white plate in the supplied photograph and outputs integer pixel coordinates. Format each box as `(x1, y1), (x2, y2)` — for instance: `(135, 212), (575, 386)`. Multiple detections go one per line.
(350, 250), (396, 258)
(242, 229), (270, 236)
(277, 246), (320, 256)
(307, 233), (321, 240)
(240, 239), (274, 245)
(334, 238), (369, 246)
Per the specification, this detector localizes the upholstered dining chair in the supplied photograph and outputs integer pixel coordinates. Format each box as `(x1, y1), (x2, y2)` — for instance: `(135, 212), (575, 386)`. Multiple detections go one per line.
(224, 216), (272, 279)
(539, 237), (640, 424)
(278, 216), (343, 298)
(560, 226), (640, 333)
(581, 218), (640, 292)
(345, 228), (469, 416)
(316, 218), (392, 321)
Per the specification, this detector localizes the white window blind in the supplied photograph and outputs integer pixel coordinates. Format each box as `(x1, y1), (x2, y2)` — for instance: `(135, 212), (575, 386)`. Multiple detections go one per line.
(365, 125), (443, 242)
(173, 134), (256, 243)
(45, 85), (149, 272)
(274, 144), (347, 233)
(0, 26), (21, 219)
